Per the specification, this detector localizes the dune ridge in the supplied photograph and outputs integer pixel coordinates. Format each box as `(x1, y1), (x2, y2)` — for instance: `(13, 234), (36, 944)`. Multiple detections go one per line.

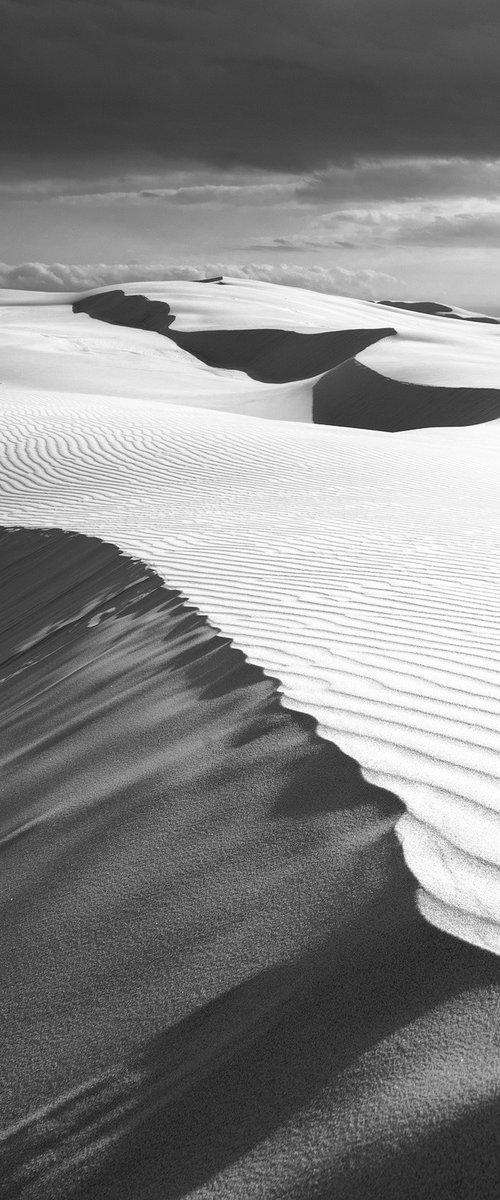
(377, 299), (500, 324)
(74, 288), (396, 385)
(4, 279), (500, 433)
(1, 361), (500, 957)
(70, 283), (500, 431)
(2, 527), (500, 1200)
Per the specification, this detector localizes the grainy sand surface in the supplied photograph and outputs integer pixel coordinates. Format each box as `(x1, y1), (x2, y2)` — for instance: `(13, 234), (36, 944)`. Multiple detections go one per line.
(1, 527), (499, 1200)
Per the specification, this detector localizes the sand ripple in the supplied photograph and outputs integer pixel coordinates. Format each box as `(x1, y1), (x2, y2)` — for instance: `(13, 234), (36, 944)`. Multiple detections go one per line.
(1, 384), (500, 955)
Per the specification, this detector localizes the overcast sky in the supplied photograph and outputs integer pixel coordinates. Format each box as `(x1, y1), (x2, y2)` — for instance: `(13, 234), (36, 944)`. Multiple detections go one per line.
(2, 0), (500, 306)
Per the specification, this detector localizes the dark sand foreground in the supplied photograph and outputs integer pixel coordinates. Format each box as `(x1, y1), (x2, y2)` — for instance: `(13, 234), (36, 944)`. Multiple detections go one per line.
(2, 529), (500, 1199)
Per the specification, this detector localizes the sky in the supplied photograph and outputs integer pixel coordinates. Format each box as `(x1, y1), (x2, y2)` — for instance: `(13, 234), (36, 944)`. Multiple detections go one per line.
(2, 0), (500, 307)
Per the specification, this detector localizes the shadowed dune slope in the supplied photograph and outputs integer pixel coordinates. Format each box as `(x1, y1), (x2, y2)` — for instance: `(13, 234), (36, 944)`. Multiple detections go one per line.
(73, 290), (176, 334)
(313, 356), (500, 431)
(73, 289), (396, 384)
(2, 528), (500, 1199)
(166, 325), (396, 383)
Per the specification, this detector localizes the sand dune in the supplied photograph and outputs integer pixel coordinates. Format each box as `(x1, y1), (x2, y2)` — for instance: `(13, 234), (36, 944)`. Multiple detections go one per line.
(1, 383), (500, 956)
(74, 287), (396, 383)
(378, 299), (500, 324)
(0, 292), (315, 422)
(155, 323), (397, 384)
(1, 277), (500, 1194)
(5, 277), (500, 425)
(313, 357), (500, 430)
(2, 527), (500, 1200)
(69, 280), (500, 431)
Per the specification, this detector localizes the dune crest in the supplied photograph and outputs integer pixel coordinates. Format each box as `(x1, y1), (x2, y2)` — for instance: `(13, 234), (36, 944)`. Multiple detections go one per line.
(1, 284), (500, 947)
(1, 357), (500, 958)
(70, 282), (500, 431)
(2, 528), (500, 1200)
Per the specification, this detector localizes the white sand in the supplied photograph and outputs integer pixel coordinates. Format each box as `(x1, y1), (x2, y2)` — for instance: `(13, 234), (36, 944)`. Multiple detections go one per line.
(1, 278), (500, 954)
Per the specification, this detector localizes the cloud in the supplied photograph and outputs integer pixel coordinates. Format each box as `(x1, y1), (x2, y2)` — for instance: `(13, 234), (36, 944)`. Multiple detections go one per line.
(0, 261), (399, 299)
(51, 182), (303, 206)
(296, 158), (500, 205)
(5, 158), (500, 210)
(255, 198), (500, 249)
(2, 1), (500, 173)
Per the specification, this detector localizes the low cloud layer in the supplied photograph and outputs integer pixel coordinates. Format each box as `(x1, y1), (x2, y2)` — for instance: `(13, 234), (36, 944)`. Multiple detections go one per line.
(254, 197), (500, 251)
(5, 159), (500, 210)
(0, 261), (398, 299)
(3, 0), (500, 173)
(50, 182), (304, 207)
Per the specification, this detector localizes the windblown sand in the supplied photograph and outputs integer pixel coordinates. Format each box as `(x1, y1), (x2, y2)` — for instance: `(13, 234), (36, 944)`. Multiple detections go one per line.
(1, 278), (500, 1197)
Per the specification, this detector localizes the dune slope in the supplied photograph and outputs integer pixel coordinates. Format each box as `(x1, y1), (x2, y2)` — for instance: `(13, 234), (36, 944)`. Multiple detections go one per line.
(74, 288), (396, 384)
(1, 371), (500, 953)
(2, 277), (500, 1193)
(313, 357), (500, 430)
(2, 528), (500, 1200)
(71, 283), (500, 431)
(377, 299), (500, 324)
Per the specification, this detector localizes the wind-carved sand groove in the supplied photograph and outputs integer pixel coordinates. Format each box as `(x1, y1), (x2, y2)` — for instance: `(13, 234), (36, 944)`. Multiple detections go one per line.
(1, 276), (500, 964)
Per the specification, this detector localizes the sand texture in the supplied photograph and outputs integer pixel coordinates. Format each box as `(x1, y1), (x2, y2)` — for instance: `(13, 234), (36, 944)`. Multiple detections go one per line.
(1, 277), (500, 1196)
(1, 527), (500, 1200)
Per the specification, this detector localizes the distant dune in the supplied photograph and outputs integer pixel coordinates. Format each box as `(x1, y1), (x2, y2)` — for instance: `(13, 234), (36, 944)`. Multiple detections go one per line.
(377, 299), (500, 324)
(74, 288), (396, 383)
(71, 284), (500, 431)
(2, 277), (500, 1197)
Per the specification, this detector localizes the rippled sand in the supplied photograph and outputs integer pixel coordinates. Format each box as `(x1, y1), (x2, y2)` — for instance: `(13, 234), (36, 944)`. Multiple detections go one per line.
(1, 278), (500, 1197)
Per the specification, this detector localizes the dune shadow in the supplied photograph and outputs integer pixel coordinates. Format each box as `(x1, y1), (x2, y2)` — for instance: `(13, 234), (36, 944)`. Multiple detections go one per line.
(73, 290), (175, 334)
(166, 325), (396, 383)
(313, 356), (500, 430)
(72, 288), (396, 385)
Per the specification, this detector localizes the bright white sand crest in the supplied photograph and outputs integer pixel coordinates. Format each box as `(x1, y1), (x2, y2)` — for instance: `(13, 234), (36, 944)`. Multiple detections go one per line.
(1, 278), (500, 955)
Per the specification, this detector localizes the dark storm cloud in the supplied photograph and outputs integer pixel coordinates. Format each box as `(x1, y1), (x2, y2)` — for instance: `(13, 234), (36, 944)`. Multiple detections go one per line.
(2, 0), (500, 173)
